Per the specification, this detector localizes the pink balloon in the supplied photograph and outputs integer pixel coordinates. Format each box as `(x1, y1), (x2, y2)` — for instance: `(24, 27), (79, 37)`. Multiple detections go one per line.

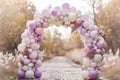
(84, 33), (90, 39)
(43, 22), (49, 28)
(31, 59), (37, 63)
(23, 59), (30, 65)
(23, 38), (31, 45)
(76, 18), (81, 24)
(37, 23), (42, 27)
(97, 40), (104, 48)
(81, 28), (87, 35)
(90, 31), (97, 38)
(30, 43), (40, 50)
(70, 7), (76, 12)
(29, 51), (38, 59)
(89, 25), (95, 31)
(86, 43), (92, 48)
(35, 28), (43, 34)
(21, 32), (28, 39)
(35, 60), (42, 68)
(96, 49), (102, 54)
(83, 22), (89, 28)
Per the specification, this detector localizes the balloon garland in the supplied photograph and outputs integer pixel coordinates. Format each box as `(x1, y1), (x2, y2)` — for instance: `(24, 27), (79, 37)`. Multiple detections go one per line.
(17, 3), (106, 80)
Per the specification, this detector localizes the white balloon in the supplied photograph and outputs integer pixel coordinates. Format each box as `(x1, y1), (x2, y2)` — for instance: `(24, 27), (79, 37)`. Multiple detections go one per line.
(91, 62), (97, 68)
(82, 58), (91, 67)
(17, 43), (26, 52)
(28, 63), (34, 67)
(23, 58), (30, 65)
(23, 66), (29, 71)
(90, 30), (98, 38)
(25, 70), (34, 78)
(68, 13), (77, 22)
(94, 54), (103, 63)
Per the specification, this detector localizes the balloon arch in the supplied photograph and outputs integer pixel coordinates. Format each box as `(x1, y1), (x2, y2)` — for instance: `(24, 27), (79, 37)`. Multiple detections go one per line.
(17, 3), (106, 80)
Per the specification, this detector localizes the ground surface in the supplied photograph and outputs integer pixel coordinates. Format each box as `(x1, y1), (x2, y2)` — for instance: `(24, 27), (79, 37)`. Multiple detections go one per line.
(40, 56), (108, 80)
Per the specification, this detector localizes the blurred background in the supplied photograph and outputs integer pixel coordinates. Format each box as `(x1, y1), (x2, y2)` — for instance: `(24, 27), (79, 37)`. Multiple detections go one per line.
(0, 0), (120, 80)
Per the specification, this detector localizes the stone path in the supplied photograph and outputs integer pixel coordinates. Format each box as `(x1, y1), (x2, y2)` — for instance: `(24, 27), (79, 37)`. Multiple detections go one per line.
(40, 56), (83, 80)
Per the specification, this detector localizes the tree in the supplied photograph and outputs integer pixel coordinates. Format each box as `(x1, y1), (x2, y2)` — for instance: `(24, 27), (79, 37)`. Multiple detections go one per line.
(97, 0), (120, 53)
(0, 0), (35, 52)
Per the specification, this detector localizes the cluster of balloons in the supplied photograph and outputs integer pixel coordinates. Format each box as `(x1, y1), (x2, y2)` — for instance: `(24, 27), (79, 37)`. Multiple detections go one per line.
(17, 20), (44, 79)
(17, 3), (106, 80)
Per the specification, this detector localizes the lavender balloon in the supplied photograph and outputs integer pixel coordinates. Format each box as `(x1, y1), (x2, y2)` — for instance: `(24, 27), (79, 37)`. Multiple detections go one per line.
(27, 21), (37, 30)
(34, 70), (42, 78)
(88, 70), (99, 80)
(38, 34), (43, 42)
(18, 70), (25, 79)
(62, 3), (70, 10)
(97, 40), (104, 48)
(51, 10), (57, 16)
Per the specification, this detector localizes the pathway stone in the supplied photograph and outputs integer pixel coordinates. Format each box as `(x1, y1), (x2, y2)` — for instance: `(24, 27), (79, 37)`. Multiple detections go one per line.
(40, 56), (108, 80)
(41, 56), (83, 80)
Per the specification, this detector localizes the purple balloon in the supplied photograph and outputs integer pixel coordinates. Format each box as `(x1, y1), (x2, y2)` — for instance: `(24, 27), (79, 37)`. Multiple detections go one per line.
(34, 70), (42, 78)
(18, 70), (25, 79)
(62, 3), (70, 10)
(37, 34), (42, 42)
(80, 28), (87, 35)
(97, 40), (104, 48)
(28, 21), (37, 30)
(51, 10), (57, 16)
(88, 70), (99, 80)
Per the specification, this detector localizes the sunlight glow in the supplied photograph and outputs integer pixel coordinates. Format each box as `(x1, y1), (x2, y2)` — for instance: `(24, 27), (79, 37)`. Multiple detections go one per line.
(30, 0), (111, 39)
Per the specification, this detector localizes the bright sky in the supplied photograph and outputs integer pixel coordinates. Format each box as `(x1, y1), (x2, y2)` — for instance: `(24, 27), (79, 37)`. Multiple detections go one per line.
(30, 0), (111, 39)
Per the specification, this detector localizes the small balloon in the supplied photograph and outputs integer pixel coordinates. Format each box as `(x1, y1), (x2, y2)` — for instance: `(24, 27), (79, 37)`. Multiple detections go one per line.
(17, 43), (26, 52)
(29, 51), (38, 59)
(68, 13), (77, 22)
(23, 38), (31, 45)
(94, 54), (103, 63)
(76, 18), (81, 24)
(30, 43), (40, 50)
(27, 21), (37, 30)
(35, 28), (43, 34)
(90, 31), (98, 38)
(43, 22), (49, 28)
(91, 62), (97, 68)
(51, 10), (57, 16)
(97, 40), (104, 49)
(82, 58), (91, 67)
(21, 32), (28, 39)
(22, 66), (29, 71)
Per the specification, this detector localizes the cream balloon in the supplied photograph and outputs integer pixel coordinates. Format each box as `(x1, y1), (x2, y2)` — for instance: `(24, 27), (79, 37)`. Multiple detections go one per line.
(23, 66), (29, 71)
(25, 70), (34, 78)
(68, 13), (77, 22)
(17, 43), (26, 52)
(94, 54), (103, 63)
(82, 58), (91, 67)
